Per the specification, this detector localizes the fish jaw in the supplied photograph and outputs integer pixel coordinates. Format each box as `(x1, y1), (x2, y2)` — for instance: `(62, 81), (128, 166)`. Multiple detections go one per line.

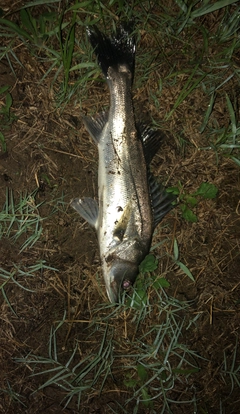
(102, 257), (139, 303)
(100, 236), (150, 303)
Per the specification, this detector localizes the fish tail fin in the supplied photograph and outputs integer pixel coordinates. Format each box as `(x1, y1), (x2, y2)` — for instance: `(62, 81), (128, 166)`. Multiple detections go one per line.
(87, 23), (135, 79)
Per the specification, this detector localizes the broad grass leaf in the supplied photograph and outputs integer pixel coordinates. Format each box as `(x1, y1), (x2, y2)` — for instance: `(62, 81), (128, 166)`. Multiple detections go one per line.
(0, 132), (7, 152)
(152, 278), (170, 289)
(184, 195), (198, 207)
(174, 238), (179, 260)
(194, 182), (218, 199)
(124, 378), (137, 388)
(137, 364), (148, 382)
(139, 254), (158, 273)
(178, 262), (195, 281)
(166, 186), (180, 195)
(141, 387), (153, 408)
(180, 205), (198, 222)
(172, 367), (199, 375)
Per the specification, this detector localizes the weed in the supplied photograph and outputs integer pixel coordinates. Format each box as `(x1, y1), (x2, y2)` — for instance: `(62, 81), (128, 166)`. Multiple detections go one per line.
(58, 10), (76, 99)
(165, 65), (207, 121)
(172, 238), (195, 281)
(0, 188), (44, 251)
(0, 85), (16, 154)
(16, 321), (114, 410)
(15, 286), (201, 412)
(171, 0), (239, 34)
(0, 381), (26, 407)
(200, 94), (240, 166)
(0, 131), (6, 154)
(0, 261), (57, 315)
(0, 188), (58, 313)
(122, 313), (200, 413)
(168, 182), (218, 222)
(221, 336), (240, 394)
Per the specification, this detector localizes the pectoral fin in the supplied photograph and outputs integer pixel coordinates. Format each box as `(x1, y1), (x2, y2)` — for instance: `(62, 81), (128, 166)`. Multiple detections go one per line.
(71, 197), (98, 228)
(83, 112), (108, 144)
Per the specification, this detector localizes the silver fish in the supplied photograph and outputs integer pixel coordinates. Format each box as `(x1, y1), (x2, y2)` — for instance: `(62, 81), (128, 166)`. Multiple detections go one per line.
(71, 24), (175, 303)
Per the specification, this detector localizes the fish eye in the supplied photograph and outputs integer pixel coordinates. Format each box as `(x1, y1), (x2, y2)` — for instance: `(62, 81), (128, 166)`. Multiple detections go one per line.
(122, 279), (132, 290)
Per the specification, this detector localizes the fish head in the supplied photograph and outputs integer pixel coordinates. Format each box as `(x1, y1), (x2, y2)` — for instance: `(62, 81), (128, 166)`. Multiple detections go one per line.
(105, 259), (138, 303)
(103, 238), (148, 303)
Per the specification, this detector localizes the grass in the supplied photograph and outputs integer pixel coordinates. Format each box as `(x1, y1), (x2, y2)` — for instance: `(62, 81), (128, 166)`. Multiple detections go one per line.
(11, 255), (199, 412)
(0, 1), (239, 413)
(0, 85), (16, 154)
(0, 260), (57, 314)
(201, 93), (240, 166)
(16, 285), (201, 413)
(0, 1), (239, 143)
(0, 381), (26, 407)
(221, 335), (240, 394)
(168, 181), (218, 223)
(0, 188), (44, 251)
(0, 188), (59, 314)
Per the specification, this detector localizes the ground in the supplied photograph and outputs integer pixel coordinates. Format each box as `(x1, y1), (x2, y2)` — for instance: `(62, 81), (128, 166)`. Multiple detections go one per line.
(0, 2), (240, 414)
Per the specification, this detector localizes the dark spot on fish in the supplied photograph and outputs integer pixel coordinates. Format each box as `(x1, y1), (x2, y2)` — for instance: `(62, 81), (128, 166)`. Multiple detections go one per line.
(105, 253), (115, 263)
(108, 170), (115, 174)
(117, 170), (121, 175)
(117, 206), (123, 212)
(113, 229), (125, 241)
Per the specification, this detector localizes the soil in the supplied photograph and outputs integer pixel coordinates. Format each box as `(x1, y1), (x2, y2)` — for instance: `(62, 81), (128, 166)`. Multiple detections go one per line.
(0, 4), (240, 414)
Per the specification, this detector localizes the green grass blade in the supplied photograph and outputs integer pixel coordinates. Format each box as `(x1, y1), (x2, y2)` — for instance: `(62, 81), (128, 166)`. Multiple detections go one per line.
(191, 0), (238, 19)
(20, 0), (61, 8)
(226, 93), (237, 144)
(1, 287), (17, 316)
(199, 93), (216, 133)
(166, 66), (207, 119)
(177, 262), (195, 281)
(0, 131), (7, 152)
(0, 18), (33, 41)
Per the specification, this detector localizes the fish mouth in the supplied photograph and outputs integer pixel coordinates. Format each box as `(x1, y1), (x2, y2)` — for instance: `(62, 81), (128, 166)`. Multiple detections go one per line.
(106, 260), (139, 303)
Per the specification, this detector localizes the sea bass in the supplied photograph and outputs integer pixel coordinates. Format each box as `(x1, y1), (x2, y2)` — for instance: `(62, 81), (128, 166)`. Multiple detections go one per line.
(71, 24), (175, 303)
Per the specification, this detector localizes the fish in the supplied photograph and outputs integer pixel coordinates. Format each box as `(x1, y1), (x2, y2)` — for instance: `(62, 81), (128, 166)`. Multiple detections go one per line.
(71, 23), (176, 303)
